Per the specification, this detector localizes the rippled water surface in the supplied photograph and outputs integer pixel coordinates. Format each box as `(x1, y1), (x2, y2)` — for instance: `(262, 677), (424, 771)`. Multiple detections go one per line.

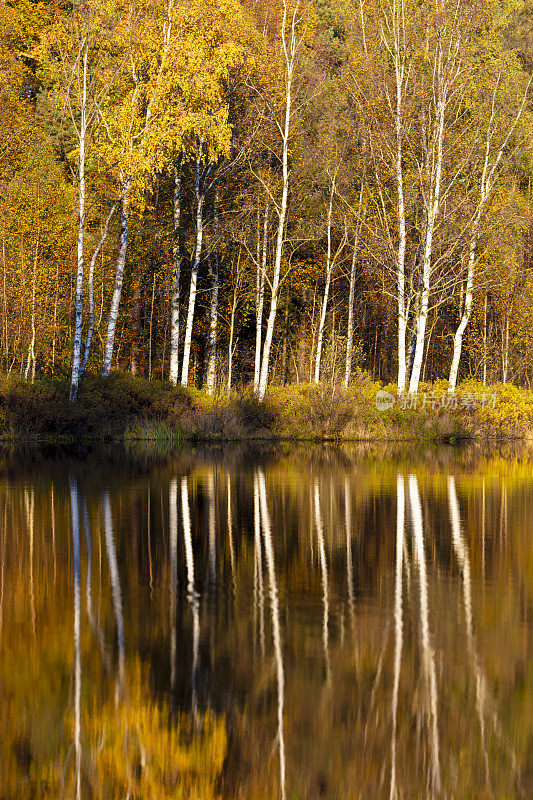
(0, 444), (532, 799)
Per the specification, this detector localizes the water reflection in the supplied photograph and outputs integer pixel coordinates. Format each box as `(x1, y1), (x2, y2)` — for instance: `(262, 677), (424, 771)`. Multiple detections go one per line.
(0, 446), (532, 799)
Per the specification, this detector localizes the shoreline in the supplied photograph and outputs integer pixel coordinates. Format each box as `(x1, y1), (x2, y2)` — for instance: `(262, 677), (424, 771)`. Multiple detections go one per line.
(1, 372), (533, 445)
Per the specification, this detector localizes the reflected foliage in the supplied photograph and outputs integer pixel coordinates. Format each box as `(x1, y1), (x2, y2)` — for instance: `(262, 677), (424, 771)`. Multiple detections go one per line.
(0, 445), (532, 798)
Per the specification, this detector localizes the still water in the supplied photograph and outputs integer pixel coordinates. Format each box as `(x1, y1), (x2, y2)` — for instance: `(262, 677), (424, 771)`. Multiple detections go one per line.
(0, 444), (532, 799)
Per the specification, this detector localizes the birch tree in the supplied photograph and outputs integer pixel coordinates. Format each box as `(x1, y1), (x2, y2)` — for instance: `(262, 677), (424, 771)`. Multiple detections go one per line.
(181, 148), (209, 386)
(313, 175), (336, 383)
(43, 5), (127, 398)
(169, 160), (182, 385)
(407, 5), (464, 394)
(448, 72), (532, 392)
(205, 198), (220, 394)
(257, 0), (307, 401)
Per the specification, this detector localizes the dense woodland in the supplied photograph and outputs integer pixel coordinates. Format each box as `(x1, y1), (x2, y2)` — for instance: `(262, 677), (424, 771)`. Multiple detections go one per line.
(1, 0), (532, 401)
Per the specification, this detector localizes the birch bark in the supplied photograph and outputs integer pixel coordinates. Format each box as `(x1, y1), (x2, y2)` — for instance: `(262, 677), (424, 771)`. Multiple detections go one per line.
(69, 42), (88, 401)
(257, 1), (300, 401)
(448, 76), (531, 392)
(344, 190), (363, 388)
(79, 197), (121, 379)
(181, 150), (206, 387)
(169, 162), (182, 385)
(408, 59), (447, 394)
(206, 199), (219, 394)
(101, 189), (130, 377)
(254, 200), (268, 392)
(314, 178), (335, 383)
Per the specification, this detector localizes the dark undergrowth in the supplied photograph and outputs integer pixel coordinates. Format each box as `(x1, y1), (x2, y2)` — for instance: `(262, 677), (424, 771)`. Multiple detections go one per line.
(0, 370), (532, 444)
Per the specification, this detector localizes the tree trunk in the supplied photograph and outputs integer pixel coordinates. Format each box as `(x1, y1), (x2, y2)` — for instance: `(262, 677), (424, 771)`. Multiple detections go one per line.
(25, 236), (38, 383)
(130, 281), (142, 375)
(2, 239), (8, 371)
(483, 292), (487, 386)
(280, 289), (290, 385)
(448, 218), (479, 392)
(206, 200), (219, 394)
(314, 179), (335, 384)
(257, 5), (296, 401)
(69, 44), (88, 401)
(254, 199), (268, 392)
(408, 84), (446, 394)
(344, 192), (363, 388)
(148, 272), (156, 380)
(181, 153), (205, 387)
(101, 190), (130, 378)
(79, 198), (120, 380)
(227, 284), (238, 393)
(169, 162), (182, 385)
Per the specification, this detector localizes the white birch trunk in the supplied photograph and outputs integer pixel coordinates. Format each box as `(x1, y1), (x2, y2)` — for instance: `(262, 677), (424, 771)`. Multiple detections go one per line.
(206, 202), (219, 394)
(344, 190), (363, 388)
(101, 191), (130, 378)
(447, 76), (530, 391)
(391, 10), (408, 393)
(169, 164), (182, 385)
(408, 87), (446, 394)
(227, 285), (237, 393)
(344, 243), (357, 389)
(396, 112), (407, 393)
(448, 219), (479, 392)
(80, 197), (121, 379)
(69, 44), (88, 401)
(254, 200), (268, 392)
(257, 2), (298, 401)
(314, 180), (335, 384)
(181, 154), (205, 387)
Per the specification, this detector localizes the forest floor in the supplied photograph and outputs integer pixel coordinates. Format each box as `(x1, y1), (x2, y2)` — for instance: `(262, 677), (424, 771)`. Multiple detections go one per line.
(0, 371), (532, 445)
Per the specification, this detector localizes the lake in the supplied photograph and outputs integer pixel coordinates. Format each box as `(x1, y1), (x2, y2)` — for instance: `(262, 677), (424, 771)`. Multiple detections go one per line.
(0, 443), (531, 799)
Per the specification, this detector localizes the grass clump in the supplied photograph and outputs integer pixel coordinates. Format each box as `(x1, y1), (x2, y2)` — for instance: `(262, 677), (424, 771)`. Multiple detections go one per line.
(0, 370), (533, 443)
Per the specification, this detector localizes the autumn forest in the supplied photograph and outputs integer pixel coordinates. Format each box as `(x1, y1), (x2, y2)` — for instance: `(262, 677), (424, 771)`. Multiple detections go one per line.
(1, 0), (532, 404)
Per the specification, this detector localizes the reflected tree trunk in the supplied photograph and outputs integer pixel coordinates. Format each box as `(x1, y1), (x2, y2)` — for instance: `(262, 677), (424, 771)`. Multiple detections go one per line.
(408, 475), (441, 796)
(51, 485), (57, 587)
(227, 475), (236, 594)
(69, 478), (82, 800)
(448, 476), (492, 794)
(181, 476), (200, 717)
(344, 476), (354, 633)
(0, 499), (6, 644)
(253, 473), (265, 657)
(169, 478), (178, 694)
(23, 488), (35, 636)
(257, 469), (286, 800)
(314, 479), (331, 684)
(390, 475), (405, 800)
(81, 498), (109, 671)
(102, 491), (125, 698)
(208, 473), (216, 587)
